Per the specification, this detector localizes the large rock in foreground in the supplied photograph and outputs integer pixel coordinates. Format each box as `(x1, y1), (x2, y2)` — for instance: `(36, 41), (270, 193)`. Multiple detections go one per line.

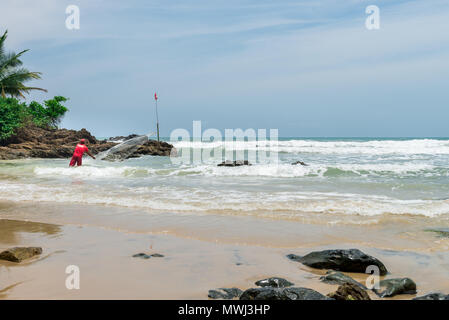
(413, 292), (449, 300)
(287, 249), (388, 275)
(0, 247), (42, 262)
(327, 283), (371, 300)
(208, 288), (243, 300)
(240, 287), (332, 300)
(320, 270), (367, 289)
(373, 278), (416, 298)
(255, 277), (294, 288)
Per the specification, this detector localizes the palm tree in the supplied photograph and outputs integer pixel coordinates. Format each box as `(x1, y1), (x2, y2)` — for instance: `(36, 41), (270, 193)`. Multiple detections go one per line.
(0, 30), (47, 98)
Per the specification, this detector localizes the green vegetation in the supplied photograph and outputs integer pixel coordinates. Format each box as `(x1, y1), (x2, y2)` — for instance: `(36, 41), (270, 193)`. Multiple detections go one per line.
(0, 30), (47, 98)
(0, 29), (69, 143)
(0, 96), (69, 141)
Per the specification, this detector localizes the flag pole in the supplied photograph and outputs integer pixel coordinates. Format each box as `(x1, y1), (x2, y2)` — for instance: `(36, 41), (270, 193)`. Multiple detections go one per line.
(155, 93), (160, 142)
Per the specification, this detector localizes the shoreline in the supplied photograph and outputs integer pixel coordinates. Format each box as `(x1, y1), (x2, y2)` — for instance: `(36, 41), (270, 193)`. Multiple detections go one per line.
(1, 201), (449, 299)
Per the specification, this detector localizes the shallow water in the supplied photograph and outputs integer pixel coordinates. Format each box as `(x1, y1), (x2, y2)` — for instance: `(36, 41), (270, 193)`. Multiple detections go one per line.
(2, 137), (449, 299)
(1, 138), (449, 224)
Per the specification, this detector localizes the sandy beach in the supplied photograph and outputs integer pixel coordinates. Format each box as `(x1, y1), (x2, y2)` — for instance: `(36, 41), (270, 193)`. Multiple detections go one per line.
(2, 200), (449, 299)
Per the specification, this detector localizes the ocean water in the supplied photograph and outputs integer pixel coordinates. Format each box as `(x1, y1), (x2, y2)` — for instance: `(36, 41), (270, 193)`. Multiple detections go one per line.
(1, 138), (449, 225)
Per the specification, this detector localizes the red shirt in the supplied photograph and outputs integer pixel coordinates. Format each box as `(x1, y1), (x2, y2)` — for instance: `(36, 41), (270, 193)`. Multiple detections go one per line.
(73, 144), (88, 157)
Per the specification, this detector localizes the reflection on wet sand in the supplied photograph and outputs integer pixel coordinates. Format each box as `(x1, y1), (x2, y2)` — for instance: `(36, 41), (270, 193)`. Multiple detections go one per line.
(0, 282), (24, 299)
(0, 219), (61, 246)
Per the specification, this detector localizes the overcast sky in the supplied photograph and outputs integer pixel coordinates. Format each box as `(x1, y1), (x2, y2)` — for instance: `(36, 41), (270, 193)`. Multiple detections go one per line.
(1, 0), (448, 137)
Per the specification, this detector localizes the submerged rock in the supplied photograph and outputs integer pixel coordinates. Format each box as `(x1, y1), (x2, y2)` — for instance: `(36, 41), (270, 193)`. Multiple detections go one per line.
(327, 283), (371, 300)
(255, 277), (294, 288)
(0, 247), (42, 262)
(412, 292), (449, 300)
(374, 278), (417, 298)
(217, 160), (251, 167)
(291, 161), (307, 166)
(240, 287), (332, 300)
(425, 228), (449, 238)
(132, 253), (164, 259)
(208, 288), (243, 299)
(287, 249), (388, 275)
(320, 270), (367, 289)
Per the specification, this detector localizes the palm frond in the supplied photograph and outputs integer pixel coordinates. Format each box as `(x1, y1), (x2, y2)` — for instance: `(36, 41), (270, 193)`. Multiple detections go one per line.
(0, 29), (46, 98)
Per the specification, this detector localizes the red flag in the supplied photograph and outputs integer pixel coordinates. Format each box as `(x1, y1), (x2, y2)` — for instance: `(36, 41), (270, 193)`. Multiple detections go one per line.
(154, 93), (158, 100)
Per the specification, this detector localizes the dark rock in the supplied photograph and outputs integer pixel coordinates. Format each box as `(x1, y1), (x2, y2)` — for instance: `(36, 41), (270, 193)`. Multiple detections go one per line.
(240, 287), (332, 300)
(320, 270), (367, 289)
(291, 161), (308, 166)
(132, 253), (164, 259)
(133, 253), (151, 259)
(217, 160), (251, 167)
(327, 282), (371, 300)
(208, 288), (243, 299)
(374, 278), (417, 297)
(255, 277), (294, 288)
(287, 249), (388, 275)
(412, 292), (449, 300)
(286, 254), (302, 262)
(425, 228), (449, 238)
(0, 247), (42, 262)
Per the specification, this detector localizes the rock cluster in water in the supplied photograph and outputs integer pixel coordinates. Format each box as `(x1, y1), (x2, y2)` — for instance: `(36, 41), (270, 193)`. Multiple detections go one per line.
(217, 160), (251, 167)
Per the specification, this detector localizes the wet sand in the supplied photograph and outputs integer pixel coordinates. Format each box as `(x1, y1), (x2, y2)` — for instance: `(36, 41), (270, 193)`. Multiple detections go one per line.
(1, 201), (449, 299)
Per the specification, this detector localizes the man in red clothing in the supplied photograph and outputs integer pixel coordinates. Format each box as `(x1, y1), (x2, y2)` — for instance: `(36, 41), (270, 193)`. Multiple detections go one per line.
(69, 139), (96, 166)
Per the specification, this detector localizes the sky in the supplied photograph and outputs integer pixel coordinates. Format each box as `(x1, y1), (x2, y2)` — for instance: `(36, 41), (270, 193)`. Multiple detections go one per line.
(1, 0), (449, 137)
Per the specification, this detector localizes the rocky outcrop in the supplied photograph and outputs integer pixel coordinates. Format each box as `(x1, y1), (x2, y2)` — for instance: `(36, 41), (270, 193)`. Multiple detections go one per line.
(131, 140), (175, 158)
(240, 287), (332, 300)
(320, 270), (367, 289)
(99, 135), (175, 161)
(0, 247), (42, 262)
(327, 282), (371, 300)
(254, 277), (294, 288)
(0, 125), (115, 160)
(208, 288), (243, 299)
(291, 161), (307, 166)
(217, 160), (251, 167)
(0, 126), (175, 160)
(373, 278), (417, 298)
(413, 292), (449, 300)
(287, 249), (388, 275)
